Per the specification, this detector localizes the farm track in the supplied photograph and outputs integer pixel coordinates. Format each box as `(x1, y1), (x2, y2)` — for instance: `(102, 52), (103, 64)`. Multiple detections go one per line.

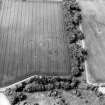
(0, 0), (71, 87)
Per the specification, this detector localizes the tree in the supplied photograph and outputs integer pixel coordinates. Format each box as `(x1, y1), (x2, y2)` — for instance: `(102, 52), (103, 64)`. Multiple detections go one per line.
(71, 78), (80, 89)
(63, 82), (71, 90)
(17, 92), (27, 101)
(15, 82), (26, 92)
(71, 65), (81, 77)
(72, 28), (85, 40)
(54, 82), (61, 89)
(45, 83), (55, 91)
(69, 2), (81, 12)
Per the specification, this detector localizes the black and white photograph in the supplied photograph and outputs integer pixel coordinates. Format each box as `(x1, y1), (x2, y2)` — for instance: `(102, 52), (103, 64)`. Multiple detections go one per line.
(0, 0), (105, 105)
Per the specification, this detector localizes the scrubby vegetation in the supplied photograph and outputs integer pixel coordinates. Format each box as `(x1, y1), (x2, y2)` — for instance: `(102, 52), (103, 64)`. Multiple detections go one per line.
(14, 76), (80, 93)
(63, 0), (84, 41)
(47, 89), (69, 105)
(63, 0), (87, 78)
(5, 76), (80, 105)
(5, 88), (27, 105)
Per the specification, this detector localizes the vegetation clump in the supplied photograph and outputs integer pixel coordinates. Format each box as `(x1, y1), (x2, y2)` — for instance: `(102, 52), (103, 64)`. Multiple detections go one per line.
(23, 76), (77, 93)
(5, 88), (27, 105)
(12, 92), (27, 105)
(48, 89), (69, 105)
(63, 0), (88, 78)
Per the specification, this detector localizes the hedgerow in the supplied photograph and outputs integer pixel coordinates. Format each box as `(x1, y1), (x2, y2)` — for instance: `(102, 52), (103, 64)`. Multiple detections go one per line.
(63, 0), (87, 78)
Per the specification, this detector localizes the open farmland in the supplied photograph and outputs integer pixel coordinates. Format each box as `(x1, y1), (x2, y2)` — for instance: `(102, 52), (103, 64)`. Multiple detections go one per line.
(0, 0), (73, 87)
(83, 18), (105, 84)
(81, 0), (105, 85)
(3, 1), (105, 105)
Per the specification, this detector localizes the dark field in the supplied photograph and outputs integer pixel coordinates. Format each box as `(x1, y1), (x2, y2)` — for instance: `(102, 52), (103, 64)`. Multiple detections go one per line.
(0, 0), (72, 87)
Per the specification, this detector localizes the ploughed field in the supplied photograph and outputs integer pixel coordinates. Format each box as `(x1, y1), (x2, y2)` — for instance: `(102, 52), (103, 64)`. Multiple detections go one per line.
(0, 0), (72, 87)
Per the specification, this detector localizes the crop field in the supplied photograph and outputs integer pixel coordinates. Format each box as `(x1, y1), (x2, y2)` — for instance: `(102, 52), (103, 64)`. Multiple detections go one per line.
(0, 0), (73, 87)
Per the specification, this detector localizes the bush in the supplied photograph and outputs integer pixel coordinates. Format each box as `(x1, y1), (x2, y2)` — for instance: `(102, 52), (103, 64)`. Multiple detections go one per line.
(78, 63), (85, 72)
(65, 31), (77, 44)
(15, 82), (26, 92)
(22, 0), (26, 2)
(28, 76), (38, 83)
(64, 21), (75, 31)
(63, 0), (82, 29)
(65, 27), (84, 44)
(69, 43), (82, 58)
(71, 65), (81, 76)
(24, 83), (37, 92)
(72, 12), (82, 26)
(72, 28), (85, 40)
(69, 43), (87, 63)
(54, 82), (61, 89)
(9, 92), (27, 105)
(24, 83), (35, 92)
(5, 88), (16, 96)
(45, 83), (55, 91)
(69, 2), (81, 12)
(62, 82), (71, 90)
(17, 92), (27, 101)
(34, 103), (39, 105)
(23, 102), (30, 105)
(39, 76), (51, 84)
(24, 82), (45, 92)
(71, 78), (80, 89)
(24, 76), (75, 92)
(9, 93), (17, 105)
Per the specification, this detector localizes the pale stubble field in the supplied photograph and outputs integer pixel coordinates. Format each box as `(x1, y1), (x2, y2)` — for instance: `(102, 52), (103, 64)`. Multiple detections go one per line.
(81, 0), (105, 84)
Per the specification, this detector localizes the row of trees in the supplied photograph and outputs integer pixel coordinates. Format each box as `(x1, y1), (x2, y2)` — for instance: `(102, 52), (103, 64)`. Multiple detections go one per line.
(24, 82), (71, 92)
(63, 0), (88, 77)
(5, 75), (80, 105)
(23, 76), (79, 93)
(5, 76), (79, 93)
(48, 89), (69, 105)
(63, 0), (84, 44)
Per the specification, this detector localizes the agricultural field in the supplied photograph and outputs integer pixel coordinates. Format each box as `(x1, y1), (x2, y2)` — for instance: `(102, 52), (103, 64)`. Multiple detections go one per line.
(80, 0), (105, 85)
(3, 0), (105, 105)
(0, 0), (86, 88)
(0, 0), (72, 87)
(2, 0), (105, 105)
